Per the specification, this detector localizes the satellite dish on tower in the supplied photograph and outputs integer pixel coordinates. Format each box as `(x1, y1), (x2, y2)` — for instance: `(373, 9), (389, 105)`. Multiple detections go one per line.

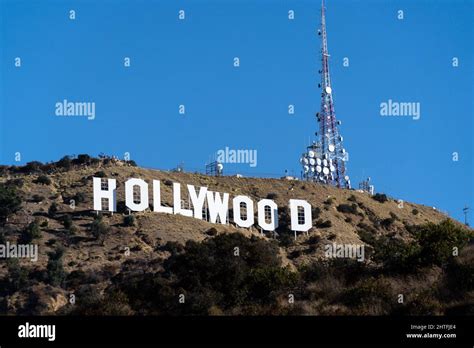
(297, 0), (351, 190)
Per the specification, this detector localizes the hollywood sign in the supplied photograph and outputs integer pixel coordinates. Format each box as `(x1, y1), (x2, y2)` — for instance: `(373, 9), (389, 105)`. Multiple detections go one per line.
(93, 178), (313, 232)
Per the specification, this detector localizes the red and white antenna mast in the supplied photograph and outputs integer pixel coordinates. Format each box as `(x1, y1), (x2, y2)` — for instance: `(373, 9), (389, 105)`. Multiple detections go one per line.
(300, 0), (350, 189)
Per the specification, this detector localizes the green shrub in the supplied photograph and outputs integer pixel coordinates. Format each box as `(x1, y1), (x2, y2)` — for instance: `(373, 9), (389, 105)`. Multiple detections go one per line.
(71, 290), (134, 315)
(74, 154), (91, 165)
(372, 193), (388, 203)
(337, 203), (358, 214)
(307, 235), (321, 245)
(160, 241), (184, 254)
(412, 208), (419, 215)
(62, 215), (73, 230)
(324, 197), (334, 205)
(299, 261), (332, 282)
(373, 237), (420, 273)
(31, 194), (45, 203)
(68, 225), (78, 235)
(316, 219), (332, 228)
(8, 178), (24, 187)
(327, 233), (336, 240)
(395, 290), (443, 315)
(357, 222), (378, 234)
(35, 175), (51, 185)
(348, 194), (357, 202)
(340, 277), (393, 311)
(123, 215), (135, 227)
(20, 220), (42, 243)
(47, 247), (66, 287)
(60, 215), (77, 234)
(288, 250), (302, 259)
(266, 192), (278, 200)
(74, 192), (86, 203)
(205, 227), (218, 236)
(6, 259), (29, 292)
(370, 220), (470, 272)
(163, 233), (291, 312)
(312, 207), (322, 219)
(57, 156), (72, 170)
(445, 260), (474, 293)
(0, 184), (21, 223)
(246, 267), (298, 304)
(94, 171), (107, 178)
(109, 233), (295, 315)
(90, 215), (109, 239)
(48, 202), (58, 217)
(357, 229), (377, 246)
(22, 161), (43, 173)
(380, 217), (396, 229)
(414, 219), (470, 267)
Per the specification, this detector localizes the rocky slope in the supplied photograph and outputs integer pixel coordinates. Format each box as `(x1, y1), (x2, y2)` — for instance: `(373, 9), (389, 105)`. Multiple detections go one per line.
(0, 158), (471, 315)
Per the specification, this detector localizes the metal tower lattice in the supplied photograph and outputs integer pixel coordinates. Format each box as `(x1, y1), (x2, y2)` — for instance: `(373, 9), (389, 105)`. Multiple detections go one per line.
(300, 0), (350, 189)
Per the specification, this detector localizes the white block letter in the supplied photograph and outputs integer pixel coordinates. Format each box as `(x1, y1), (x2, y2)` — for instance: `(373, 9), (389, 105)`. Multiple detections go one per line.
(173, 183), (193, 217)
(206, 190), (229, 224)
(233, 195), (254, 228)
(93, 177), (116, 212)
(257, 199), (278, 231)
(125, 178), (149, 212)
(289, 199), (312, 232)
(187, 185), (208, 219)
(153, 180), (173, 214)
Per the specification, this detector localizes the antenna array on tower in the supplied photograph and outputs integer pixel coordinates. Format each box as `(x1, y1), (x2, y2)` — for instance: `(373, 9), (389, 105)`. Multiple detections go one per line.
(301, 0), (350, 189)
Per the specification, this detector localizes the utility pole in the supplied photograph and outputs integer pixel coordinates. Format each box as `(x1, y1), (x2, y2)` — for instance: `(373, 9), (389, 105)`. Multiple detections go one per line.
(463, 206), (469, 226)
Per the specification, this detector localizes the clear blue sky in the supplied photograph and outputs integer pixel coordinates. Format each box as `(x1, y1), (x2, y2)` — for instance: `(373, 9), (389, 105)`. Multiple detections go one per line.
(1, 0), (472, 222)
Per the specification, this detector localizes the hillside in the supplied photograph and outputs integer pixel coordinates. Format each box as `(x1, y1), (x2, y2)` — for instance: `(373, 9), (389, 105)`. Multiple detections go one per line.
(0, 157), (472, 315)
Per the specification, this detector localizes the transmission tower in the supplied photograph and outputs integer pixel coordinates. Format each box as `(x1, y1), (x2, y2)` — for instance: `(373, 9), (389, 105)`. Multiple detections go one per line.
(300, 0), (350, 189)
